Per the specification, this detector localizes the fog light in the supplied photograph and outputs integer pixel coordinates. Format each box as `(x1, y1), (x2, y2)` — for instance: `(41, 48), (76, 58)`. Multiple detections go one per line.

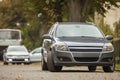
(9, 59), (12, 62)
(25, 59), (28, 61)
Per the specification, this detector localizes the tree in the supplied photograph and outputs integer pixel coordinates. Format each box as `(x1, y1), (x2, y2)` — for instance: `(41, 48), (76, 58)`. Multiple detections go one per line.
(114, 19), (120, 38)
(67, 0), (120, 22)
(0, 0), (26, 28)
(27, 0), (120, 22)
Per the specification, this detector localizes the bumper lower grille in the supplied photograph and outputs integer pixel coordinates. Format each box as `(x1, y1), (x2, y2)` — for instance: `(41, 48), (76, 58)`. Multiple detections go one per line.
(12, 59), (24, 61)
(74, 57), (98, 62)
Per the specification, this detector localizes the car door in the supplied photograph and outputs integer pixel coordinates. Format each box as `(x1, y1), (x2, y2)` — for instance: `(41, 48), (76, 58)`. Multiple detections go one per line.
(30, 48), (42, 62)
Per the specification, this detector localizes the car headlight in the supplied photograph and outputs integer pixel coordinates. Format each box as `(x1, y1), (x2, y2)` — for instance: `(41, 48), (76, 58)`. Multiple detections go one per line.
(55, 43), (68, 51)
(102, 43), (114, 52)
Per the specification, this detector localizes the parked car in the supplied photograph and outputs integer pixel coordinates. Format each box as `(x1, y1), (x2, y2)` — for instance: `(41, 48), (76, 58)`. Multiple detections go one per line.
(29, 47), (42, 62)
(41, 22), (114, 72)
(3, 45), (30, 65)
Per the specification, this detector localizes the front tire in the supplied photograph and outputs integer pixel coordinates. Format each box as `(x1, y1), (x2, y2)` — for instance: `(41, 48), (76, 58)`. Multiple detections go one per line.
(103, 66), (114, 72)
(12, 63), (15, 65)
(41, 57), (48, 70)
(47, 51), (62, 72)
(24, 63), (30, 65)
(3, 62), (8, 65)
(88, 66), (96, 72)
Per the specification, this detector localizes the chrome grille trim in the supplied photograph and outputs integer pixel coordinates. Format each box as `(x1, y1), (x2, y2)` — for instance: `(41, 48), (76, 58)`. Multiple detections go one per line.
(69, 46), (103, 52)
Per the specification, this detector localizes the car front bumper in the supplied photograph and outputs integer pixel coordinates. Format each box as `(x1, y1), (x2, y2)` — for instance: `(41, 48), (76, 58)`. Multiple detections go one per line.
(6, 58), (30, 63)
(53, 50), (114, 66)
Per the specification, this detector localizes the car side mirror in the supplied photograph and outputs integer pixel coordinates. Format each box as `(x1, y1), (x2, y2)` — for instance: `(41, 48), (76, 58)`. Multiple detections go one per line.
(105, 35), (113, 40)
(43, 34), (52, 39)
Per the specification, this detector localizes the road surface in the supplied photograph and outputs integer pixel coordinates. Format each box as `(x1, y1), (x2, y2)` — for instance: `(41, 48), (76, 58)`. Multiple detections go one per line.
(0, 61), (120, 80)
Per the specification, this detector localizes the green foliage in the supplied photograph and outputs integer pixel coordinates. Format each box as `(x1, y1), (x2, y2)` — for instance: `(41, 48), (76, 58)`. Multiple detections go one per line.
(113, 19), (120, 38)
(115, 64), (120, 70)
(0, 0), (26, 28)
(22, 20), (41, 50)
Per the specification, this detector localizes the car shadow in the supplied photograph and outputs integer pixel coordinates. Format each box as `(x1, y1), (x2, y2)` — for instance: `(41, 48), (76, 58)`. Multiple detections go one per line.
(59, 70), (103, 73)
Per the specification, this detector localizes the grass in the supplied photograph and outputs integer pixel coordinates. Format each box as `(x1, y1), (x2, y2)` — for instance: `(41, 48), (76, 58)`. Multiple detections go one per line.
(115, 64), (120, 70)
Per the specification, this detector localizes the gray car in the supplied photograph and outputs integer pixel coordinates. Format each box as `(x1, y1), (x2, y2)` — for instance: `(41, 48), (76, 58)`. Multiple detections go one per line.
(3, 45), (30, 65)
(41, 22), (114, 72)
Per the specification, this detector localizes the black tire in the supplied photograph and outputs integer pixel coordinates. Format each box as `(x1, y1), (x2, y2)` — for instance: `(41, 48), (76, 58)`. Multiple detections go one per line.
(12, 63), (15, 65)
(16, 63), (21, 65)
(103, 66), (114, 72)
(88, 66), (96, 72)
(47, 51), (62, 72)
(41, 57), (48, 70)
(3, 62), (8, 65)
(24, 63), (30, 65)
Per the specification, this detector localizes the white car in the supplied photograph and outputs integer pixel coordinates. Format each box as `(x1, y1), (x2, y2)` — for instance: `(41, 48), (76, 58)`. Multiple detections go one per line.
(3, 45), (30, 65)
(30, 47), (42, 62)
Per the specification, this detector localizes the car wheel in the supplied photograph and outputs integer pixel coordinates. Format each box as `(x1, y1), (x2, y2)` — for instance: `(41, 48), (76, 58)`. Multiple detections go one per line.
(12, 63), (15, 65)
(17, 63), (21, 65)
(88, 66), (96, 72)
(24, 63), (30, 65)
(41, 57), (48, 70)
(3, 62), (8, 65)
(47, 50), (62, 72)
(103, 65), (114, 72)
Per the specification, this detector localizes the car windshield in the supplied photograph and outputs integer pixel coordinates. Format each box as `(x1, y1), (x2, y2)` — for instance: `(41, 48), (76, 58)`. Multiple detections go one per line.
(55, 24), (104, 38)
(7, 46), (27, 52)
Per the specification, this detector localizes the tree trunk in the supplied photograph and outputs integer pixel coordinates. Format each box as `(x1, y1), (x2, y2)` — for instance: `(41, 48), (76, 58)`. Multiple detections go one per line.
(54, 0), (63, 22)
(67, 0), (92, 22)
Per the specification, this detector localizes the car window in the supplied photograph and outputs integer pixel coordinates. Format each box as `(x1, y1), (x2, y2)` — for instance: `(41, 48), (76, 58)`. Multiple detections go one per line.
(32, 48), (41, 54)
(7, 46), (27, 52)
(55, 24), (104, 38)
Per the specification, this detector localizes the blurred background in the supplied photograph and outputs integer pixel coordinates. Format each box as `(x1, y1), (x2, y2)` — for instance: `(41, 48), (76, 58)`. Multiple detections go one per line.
(0, 0), (120, 70)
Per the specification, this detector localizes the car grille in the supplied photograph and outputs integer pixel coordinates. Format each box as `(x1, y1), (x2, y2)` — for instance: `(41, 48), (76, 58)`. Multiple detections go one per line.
(7, 55), (29, 58)
(69, 46), (102, 52)
(12, 59), (24, 61)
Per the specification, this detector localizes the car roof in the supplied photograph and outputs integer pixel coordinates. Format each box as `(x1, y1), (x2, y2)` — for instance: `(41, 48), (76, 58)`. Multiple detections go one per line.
(8, 45), (25, 48)
(8, 45), (24, 47)
(55, 22), (95, 26)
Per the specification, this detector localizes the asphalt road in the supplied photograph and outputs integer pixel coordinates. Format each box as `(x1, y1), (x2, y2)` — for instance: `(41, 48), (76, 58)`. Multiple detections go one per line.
(0, 62), (120, 80)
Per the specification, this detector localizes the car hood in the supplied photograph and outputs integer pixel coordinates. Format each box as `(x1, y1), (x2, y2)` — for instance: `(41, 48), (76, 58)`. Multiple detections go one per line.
(56, 37), (108, 47)
(6, 52), (29, 56)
